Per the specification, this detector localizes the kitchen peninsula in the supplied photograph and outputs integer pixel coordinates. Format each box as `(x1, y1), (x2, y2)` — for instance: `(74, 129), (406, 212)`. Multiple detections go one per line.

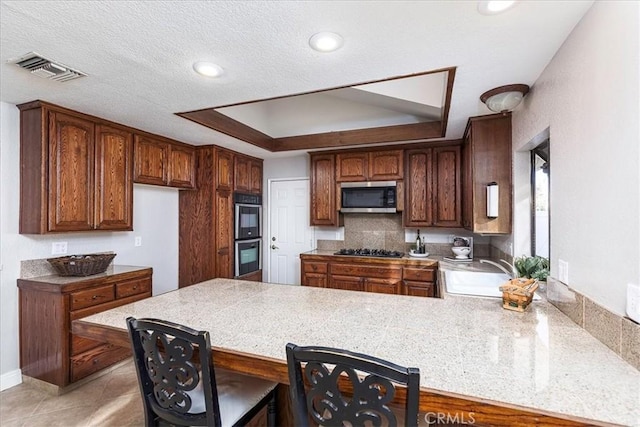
(72, 278), (640, 426)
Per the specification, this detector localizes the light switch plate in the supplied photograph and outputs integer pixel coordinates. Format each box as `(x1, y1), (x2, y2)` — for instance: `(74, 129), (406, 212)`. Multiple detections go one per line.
(51, 241), (67, 255)
(134, 236), (142, 247)
(627, 283), (640, 323)
(558, 259), (569, 284)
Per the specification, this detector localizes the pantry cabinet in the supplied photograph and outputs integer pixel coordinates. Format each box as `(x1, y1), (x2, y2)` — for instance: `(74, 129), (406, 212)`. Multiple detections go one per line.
(18, 102), (133, 234)
(461, 114), (512, 234)
(18, 267), (152, 388)
(133, 135), (195, 189)
(309, 153), (340, 226)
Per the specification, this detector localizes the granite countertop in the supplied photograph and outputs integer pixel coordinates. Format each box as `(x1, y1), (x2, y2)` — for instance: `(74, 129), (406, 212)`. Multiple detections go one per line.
(79, 278), (640, 426)
(19, 265), (152, 285)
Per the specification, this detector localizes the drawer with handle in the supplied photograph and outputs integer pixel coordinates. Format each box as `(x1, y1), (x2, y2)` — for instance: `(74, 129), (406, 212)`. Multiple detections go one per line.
(70, 285), (115, 310)
(303, 262), (328, 274)
(403, 267), (436, 282)
(116, 278), (151, 299)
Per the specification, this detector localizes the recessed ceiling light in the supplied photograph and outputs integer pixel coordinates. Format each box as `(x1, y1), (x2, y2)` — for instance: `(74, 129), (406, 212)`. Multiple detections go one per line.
(478, 0), (517, 15)
(193, 61), (224, 78)
(309, 32), (344, 53)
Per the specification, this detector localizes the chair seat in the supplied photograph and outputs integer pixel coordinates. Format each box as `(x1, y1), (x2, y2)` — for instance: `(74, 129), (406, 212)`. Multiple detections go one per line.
(205, 368), (277, 427)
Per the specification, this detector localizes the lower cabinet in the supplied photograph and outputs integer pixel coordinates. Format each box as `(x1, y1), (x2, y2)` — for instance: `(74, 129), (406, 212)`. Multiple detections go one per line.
(301, 255), (437, 298)
(18, 267), (152, 388)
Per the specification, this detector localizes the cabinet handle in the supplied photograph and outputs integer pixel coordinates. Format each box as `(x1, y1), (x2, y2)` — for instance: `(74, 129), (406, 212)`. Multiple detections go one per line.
(92, 295), (98, 300)
(133, 286), (137, 290)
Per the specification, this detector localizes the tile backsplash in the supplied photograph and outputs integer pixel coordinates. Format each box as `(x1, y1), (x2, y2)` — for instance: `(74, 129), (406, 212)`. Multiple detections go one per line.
(316, 213), (490, 256)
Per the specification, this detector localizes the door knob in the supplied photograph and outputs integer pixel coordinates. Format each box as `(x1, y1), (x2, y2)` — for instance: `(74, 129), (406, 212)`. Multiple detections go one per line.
(271, 244), (279, 250)
(272, 237), (276, 241)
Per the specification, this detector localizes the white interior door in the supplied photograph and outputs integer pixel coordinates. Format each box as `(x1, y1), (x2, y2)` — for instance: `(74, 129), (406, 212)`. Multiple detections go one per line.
(268, 179), (314, 285)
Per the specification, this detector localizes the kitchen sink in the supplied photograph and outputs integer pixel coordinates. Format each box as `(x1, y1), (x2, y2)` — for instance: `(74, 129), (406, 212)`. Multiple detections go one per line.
(443, 270), (541, 300)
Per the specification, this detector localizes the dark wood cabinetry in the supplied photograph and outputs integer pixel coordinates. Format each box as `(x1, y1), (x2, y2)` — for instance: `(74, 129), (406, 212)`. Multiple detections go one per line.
(462, 114), (512, 234)
(133, 135), (195, 189)
(179, 147), (236, 287)
(301, 254), (437, 298)
(234, 155), (263, 194)
(18, 267), (152, 388)
(336, 149), (403, 182)
(309, 154), (340, 226)
(404, 145), (460, 227)
(18, 101), (133, 234)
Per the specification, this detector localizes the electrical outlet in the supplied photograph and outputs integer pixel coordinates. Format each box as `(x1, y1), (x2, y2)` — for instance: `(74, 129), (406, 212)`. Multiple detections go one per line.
(558, 259), (569, 284)
(134, 236), (142, 247)
(627, 283), (640, 323)
(51, 241), (67, 255)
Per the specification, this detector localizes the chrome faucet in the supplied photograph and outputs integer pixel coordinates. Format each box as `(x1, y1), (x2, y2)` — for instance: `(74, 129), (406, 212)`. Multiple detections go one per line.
(479, 259), (516, 278)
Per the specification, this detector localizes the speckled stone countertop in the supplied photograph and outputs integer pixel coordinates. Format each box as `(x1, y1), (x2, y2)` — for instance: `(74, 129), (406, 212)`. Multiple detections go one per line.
(79, 278), (639, 426)
(19, 265), (151, 285)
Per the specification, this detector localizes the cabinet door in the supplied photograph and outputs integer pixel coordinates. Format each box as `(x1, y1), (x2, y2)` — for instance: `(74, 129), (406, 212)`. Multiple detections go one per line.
(216, 149), (234, 191)
(95, 124), (133, 230)
(310, 154), (338, 226)
(250, 161), (263, 194)
(234, 155), (250, 192)
(215, 189), (234, 278)
(133, 135), (169, 186)
(168, 144), (196, 188)
(329, 275), (364, 292)
(336, 152), (367, 182)
(433, 146), (461, 227)
(404, 149), (433, 227)
(48, 112), (95, 232)
(369, 150), (403, 181)
(403, 281), (435, 297)
(461, 134), (473, 229)
(303, 273), (327, 288)
(366, 278), (400, 295)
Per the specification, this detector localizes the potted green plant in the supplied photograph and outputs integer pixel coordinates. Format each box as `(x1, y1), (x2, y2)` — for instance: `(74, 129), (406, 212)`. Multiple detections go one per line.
(513, 255), (549, 282)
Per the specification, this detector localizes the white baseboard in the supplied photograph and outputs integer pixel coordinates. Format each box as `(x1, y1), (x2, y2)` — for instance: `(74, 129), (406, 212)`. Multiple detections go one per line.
(0, 369), (22, 391)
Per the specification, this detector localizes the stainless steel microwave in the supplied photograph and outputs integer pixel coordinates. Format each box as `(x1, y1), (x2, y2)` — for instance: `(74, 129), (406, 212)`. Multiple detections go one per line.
(340, 181), (397, 213)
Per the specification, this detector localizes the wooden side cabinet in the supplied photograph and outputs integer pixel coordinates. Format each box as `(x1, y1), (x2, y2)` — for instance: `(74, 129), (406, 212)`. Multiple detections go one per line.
(462, 114), (512, 234)
(404, 144), (461, 228)
(133, 135), (195, 189)
(18, 267), (152, 388)
(18, 101), (133, 234)
(310, 154), (340, 226)
(336, 149), (403, 182)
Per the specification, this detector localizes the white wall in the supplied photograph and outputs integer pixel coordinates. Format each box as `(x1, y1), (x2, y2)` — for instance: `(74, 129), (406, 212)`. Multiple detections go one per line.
(511, 2), (639, 315)
(0, 102), (179, 389)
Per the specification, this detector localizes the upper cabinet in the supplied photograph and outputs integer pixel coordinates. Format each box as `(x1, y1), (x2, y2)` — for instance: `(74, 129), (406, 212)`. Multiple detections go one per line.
(234, 154), (263, 195)
(336, 149), (403, 182)
(133, 135), (195, 189)
(404, 145), (461, 228)
(18, 102), (133, 234)
(310, 153), (340, 226)
(461, 114), (512, 234)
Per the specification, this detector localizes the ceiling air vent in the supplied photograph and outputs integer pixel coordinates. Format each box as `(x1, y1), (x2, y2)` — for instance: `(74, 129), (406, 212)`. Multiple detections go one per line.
(12, 52), (86, 82)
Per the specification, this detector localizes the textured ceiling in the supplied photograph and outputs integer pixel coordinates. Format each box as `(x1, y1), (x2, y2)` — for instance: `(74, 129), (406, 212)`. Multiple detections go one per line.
(0, 1), (593, 159)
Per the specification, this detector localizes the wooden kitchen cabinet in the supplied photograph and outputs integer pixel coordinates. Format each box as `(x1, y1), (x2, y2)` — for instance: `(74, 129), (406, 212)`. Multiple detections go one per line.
(18, 267), (152, 388)
(301, 261), (328, 287)
(336, 149), (403, 182)
(18, 102), (133, 234)
(234, 154), (263, 195)
(403, 267), (437, 297)
(404, 144), (460, 228)
(179, 146), (242, 287)
(462, 114), (512, 234)
(133, 135), (195, 189)
(309, 153), (341, 226)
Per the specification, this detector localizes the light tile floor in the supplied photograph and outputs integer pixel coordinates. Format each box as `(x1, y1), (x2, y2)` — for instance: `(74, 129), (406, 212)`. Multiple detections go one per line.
(0, 359), (145, 427)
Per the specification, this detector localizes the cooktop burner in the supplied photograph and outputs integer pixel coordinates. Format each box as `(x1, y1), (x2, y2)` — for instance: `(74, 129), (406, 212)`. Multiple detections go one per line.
(333, 248), (405, 258)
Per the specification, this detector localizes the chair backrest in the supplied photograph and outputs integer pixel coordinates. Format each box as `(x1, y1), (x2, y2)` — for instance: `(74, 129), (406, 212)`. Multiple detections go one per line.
(286, 343), (420, 427)
(127, 317), (221, 427)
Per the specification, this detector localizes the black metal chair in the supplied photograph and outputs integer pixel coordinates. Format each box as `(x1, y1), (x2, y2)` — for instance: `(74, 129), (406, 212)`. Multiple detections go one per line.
(286, 343), (420, 427)
(127, 317), (277, 427)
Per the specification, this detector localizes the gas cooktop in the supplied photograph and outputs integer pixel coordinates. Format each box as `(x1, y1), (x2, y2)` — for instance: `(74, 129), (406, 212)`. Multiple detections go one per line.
(333, 248), (405, 258)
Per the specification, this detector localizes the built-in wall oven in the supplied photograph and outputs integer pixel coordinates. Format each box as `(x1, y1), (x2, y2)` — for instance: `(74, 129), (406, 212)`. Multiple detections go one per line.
(234, 193), (262, 277)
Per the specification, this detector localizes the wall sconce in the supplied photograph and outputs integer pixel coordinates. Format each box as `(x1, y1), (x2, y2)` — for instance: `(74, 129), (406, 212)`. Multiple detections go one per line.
(480, 84), (530, 113)
(487, 182), (499, 218)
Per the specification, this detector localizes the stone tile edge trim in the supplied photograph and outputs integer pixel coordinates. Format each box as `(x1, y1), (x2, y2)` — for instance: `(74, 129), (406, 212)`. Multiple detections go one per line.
(547, 276), (639, 371)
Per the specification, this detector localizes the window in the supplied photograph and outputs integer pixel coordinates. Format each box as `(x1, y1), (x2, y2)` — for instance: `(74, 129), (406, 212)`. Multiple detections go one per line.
(531, 141), (549, 257)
